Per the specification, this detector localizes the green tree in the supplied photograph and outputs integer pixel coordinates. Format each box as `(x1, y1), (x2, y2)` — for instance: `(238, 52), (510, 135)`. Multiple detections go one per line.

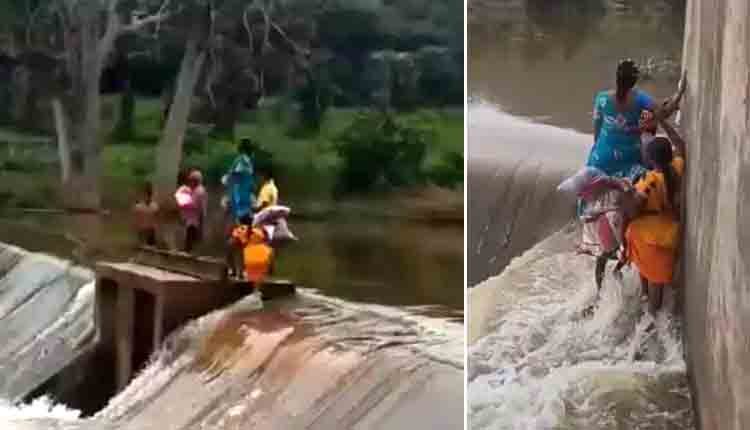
(334, 110), (431, 194)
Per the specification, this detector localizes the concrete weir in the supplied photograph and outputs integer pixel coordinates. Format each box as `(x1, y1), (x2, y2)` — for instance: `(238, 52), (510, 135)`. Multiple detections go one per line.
(95, 248), (294, 392)
(680, 0), (750, 428)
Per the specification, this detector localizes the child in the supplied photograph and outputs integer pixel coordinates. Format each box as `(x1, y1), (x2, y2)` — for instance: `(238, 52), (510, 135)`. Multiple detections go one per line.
(133, 181), (159, 246)
(175, 169), (207, 253)
(639, 109), (658, 166)
(231, 224), (274, 285)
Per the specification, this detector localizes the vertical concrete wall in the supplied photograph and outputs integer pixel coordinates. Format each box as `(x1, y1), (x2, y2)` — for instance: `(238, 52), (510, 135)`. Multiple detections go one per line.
(680, 0), (750, 428)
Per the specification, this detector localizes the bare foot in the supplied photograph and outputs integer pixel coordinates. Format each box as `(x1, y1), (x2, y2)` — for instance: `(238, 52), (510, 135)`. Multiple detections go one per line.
(613, 269), (623, 282)
(582, 303), (596, 318)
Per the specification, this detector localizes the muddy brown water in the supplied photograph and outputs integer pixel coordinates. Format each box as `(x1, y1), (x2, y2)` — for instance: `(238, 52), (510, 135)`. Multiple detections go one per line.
(0, 206), (463, 315)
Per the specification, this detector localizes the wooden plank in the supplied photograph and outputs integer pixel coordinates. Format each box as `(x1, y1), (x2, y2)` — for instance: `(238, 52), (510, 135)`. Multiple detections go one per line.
(132, 246), (227, 281)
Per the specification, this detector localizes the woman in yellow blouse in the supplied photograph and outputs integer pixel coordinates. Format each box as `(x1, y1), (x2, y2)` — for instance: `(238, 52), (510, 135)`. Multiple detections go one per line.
(624, 118), (685, 314)
(255, 166), (278, 211)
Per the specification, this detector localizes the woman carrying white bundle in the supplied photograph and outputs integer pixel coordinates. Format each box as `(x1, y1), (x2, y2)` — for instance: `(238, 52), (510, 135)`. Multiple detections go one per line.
(558, 166), (637, 295)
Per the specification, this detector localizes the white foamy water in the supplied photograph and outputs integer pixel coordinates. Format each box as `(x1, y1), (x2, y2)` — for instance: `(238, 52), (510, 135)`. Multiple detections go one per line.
(468, 227), (694, 429)
(0, 243), (96, 428)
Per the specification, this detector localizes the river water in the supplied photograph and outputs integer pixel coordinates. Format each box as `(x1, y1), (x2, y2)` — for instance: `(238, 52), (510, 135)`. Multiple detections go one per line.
(468, 0), (694, 428)
(0, 208), (464, 312)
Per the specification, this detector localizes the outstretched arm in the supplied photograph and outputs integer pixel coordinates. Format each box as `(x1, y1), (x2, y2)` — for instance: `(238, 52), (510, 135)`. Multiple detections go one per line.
(653, 72), (688, 122)
(660, 118), (686, 158)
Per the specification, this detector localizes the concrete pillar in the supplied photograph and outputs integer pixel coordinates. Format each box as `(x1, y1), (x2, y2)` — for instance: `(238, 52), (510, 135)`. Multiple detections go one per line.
(680, 0), (750, 428)
(115, 287), (134, 392)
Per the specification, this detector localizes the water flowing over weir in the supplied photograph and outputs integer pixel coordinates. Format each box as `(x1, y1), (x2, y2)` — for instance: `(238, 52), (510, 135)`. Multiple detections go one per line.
(467, 104), (695, 428)
(0, 243), (96, 403)
(468, 227), (694, 429)
(467, 1), (702, 427)
(0, 243), (463, 429)
(467, 104), (586, 287)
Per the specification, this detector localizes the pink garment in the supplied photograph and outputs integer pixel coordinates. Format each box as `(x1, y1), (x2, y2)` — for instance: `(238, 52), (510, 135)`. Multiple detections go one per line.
(579, 189), (626, 256)
(578, 176), (626, 202)
(194, 185), (208, 223)
(175, 185), (205, 227)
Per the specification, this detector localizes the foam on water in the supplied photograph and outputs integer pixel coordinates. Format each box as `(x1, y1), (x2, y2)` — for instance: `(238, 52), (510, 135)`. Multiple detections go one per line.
(0, 397), (81, 422)
(295, 287), (464, 368)
(468, 228), (694, 429)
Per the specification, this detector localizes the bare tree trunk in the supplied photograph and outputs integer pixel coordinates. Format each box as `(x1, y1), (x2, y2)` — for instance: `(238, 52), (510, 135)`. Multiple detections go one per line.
(51, 97), (72, 183)
(51, 0), (169, 210)
(155, 37), (207, 207)
(12, 67), (30, 125)
(61, 10), (110, 211)
(63, 77), (104, 209)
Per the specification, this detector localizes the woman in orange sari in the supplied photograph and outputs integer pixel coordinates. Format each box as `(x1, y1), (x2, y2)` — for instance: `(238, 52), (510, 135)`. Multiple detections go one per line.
(624, 118), (685, 315)
(231, 224), (274, 285)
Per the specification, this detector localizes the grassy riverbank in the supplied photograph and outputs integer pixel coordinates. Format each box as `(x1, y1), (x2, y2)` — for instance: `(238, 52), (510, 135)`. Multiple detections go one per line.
(0, 98), (463, 222)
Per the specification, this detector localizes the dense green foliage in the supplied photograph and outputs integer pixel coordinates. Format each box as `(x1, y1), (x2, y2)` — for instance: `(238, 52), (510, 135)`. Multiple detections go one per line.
(121, 0), (464, 108)
(94, 99), (462, 207)
(332, 110), (464, 194)
(0, 0), (463, 210)
(333, 111), (429, 193)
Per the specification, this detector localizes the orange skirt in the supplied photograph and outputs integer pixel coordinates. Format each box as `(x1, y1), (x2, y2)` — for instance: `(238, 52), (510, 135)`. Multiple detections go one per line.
(243, 243), (273, 283)
(625, 221), (676, 285)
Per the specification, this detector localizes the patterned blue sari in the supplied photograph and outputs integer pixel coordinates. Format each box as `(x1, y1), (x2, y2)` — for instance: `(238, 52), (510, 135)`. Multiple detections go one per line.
(587, 89), (654, 182)
(226, 154), (255, 222)
(579, 89), (654, 218)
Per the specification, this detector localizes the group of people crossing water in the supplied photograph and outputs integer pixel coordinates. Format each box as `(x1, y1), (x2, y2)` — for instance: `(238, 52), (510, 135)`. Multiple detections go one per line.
(132, 137), (292, 284)
(560, 59), (688, 315)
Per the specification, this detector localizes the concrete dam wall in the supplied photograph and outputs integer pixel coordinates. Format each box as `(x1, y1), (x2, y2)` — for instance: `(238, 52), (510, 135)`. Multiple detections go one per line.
(680, 0), (750, 428)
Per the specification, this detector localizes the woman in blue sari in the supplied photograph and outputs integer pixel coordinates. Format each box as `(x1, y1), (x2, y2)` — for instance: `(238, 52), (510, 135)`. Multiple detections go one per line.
(227, 138), (256, 224)
(588, 59), (654, 181)
(581, 59), (654, 300)
(224, 138), (256, 278)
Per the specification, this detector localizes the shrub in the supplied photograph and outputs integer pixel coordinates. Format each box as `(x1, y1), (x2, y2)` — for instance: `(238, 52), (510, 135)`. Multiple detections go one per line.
(427, 151), (463, 188)
(333, 110), (432, 194)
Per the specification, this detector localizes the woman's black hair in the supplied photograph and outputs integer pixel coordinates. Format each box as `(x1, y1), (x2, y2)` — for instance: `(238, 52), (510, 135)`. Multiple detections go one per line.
(141, 181), (153, 203)
(239, 214), (253, 225)
(177, 169), (188, 186)
(647, 137), (678, 209)
(239, 138), (254, 155)
(616, 59), (640, 104)
(258, 163), (273, 179)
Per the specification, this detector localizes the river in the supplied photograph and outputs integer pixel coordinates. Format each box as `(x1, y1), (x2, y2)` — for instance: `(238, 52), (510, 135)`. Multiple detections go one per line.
(468, 0), (694, 428)
(0, 193), (463, 428)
